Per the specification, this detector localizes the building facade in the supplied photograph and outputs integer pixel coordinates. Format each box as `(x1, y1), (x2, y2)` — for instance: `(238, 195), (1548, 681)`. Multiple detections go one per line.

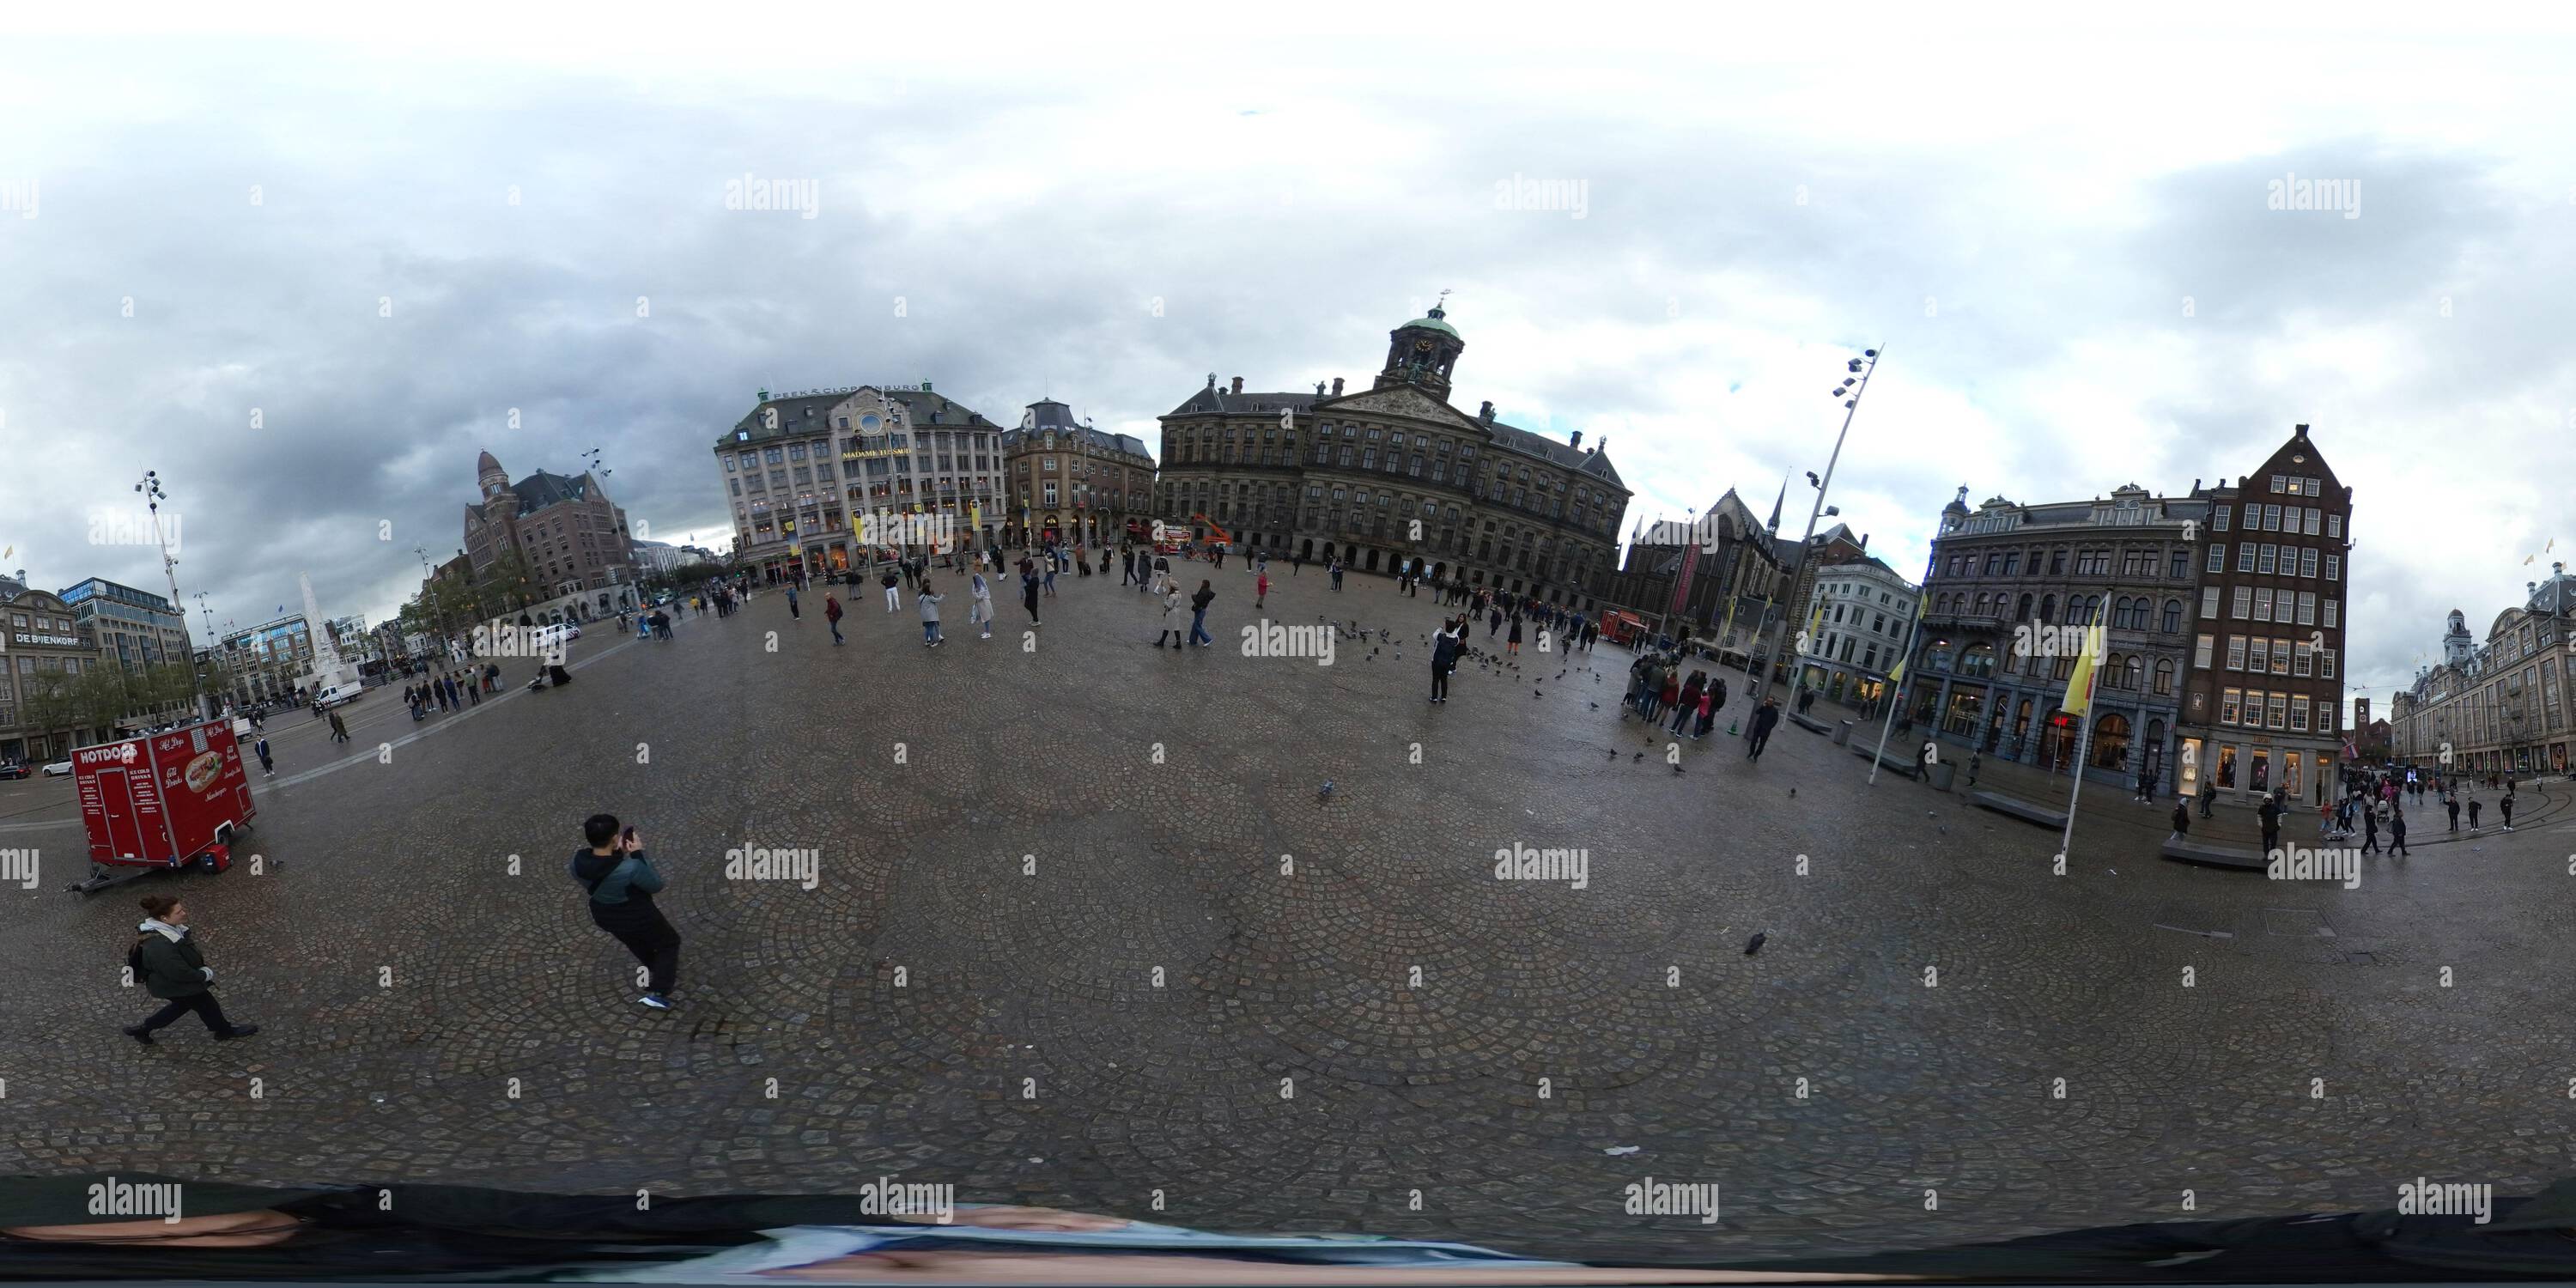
(1605, 489), (1789, 651)
(0, 571), (108, 762)
(1913, 483), (2204, 794)
(1794, 552), (1919, 710)
(718, 384), (1005, 583)
(2172, 425), (2352, 806)
(216, 615), (317, 708)
(2389, 566), (2576, 775)
(60, 577), (194, 671)
(1001, 399), (1154, 547)
(467, 452), (641, 617)
(1153, 306), (1630, 610)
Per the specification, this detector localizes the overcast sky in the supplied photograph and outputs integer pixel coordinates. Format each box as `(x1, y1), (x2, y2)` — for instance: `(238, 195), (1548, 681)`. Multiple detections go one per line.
(3, 6), (2571, 717)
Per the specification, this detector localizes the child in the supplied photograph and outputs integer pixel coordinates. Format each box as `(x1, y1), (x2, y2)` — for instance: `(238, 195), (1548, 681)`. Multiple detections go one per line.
(1256, 570), (1270, 611)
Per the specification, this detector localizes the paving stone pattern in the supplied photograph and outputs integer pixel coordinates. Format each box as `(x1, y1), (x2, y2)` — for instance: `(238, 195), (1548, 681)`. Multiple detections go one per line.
(0, 561), (2567, 1263)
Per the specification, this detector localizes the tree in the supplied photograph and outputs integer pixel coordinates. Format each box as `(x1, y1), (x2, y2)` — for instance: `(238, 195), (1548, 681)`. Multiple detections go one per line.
(471, 550), (538, 617)
(71, 664), (134, 735)
(16, 671), (78, 752)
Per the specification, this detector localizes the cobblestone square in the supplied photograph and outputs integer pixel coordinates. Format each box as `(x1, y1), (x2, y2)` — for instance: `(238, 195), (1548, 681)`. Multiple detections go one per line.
(2, 563), (2567, 1262)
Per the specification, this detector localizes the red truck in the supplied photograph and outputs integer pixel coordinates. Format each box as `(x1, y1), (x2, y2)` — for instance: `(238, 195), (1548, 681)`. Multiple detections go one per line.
(67, 720), (258, 895)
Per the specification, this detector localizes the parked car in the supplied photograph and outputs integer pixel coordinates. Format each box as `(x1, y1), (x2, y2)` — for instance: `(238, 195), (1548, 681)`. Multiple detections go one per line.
(0, 762), (29, 781)
(41, 760), (74, 777)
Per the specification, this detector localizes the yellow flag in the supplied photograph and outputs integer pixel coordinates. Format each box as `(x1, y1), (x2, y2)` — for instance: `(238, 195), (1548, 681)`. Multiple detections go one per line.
(2062, 623), (2103, 715)
(1888, 656), (1905, 683)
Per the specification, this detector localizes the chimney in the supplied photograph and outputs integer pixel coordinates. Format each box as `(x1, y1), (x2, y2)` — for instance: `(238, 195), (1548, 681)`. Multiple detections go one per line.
(1331, 377), (1344, 396)
(1861, 532), (1870, 550)
(756, 387), (769, 403)
(1230, 376), (1243, 395)
(1479, 400), (1495, 422)
(922, 380), (933, 392)
(2294, 422), (2309, 437)
(1571, 430), (1583, 449)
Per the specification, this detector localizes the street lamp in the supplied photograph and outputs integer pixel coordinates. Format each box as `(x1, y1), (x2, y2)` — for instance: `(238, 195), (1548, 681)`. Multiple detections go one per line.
(1758, 347), (1881, 703)
(134, 470), (207, 723)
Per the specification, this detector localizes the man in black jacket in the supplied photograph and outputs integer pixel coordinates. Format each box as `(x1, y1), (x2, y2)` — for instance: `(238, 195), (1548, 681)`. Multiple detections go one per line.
(124, 894), (258, 1043)
(1746, 697), (1783, 761)
(571, 813), (681, 1011)
(1430, 617), (1459, 703)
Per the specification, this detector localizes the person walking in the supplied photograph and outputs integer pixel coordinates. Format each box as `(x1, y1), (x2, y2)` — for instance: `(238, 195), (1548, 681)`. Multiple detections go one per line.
(1291, 552), (1303, 577)
(2169, 799), (2191, 842)
(1157, 581), (1187, 648)
(787, 586), (801, 621)
(2388, 805), (2410, 857)
(1021, 564), (1043, 628)
(1691, 682), (1716, 738)
(1668, 672), (1702, 735)
(2445, 792), (2460, 832)
(1966, 750), (1982, 787)
(1746, 697), (1783, 762)
(1506, 615), (1524, 658)
(2500, 788), (2517, 832)
(2259, 793), (2282, 860)
(2467, 796), (2482, 831)
(1329, 559), (1344, 592)
(882, 567), (902, 612)
(123, 894), (260, 1043)
(2359, 799), (2380, 854)
(1042, 560), (1058, 598)
(327, 709), (349, 744)
(1255, 570), (1270, 612)
(1431, 617), (1458, 702)
(2198, 779), (2216, 819)
(917, 582), (945, 647)
(970, 570), (994, 640)
(570, 814), (680, 1011)
(823, 592), (845, 645)
(1123, 549), (1139, 586)
(253, 734), (274, 777)
(1188, 579), (1217, 648)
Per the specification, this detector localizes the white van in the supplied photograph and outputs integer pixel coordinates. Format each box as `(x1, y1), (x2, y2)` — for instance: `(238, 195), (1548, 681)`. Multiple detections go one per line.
(315, 681), (365, 708)
(530, 623), (580, 658)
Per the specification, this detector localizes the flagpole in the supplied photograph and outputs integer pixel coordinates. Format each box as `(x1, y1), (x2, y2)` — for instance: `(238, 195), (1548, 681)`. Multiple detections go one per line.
(1867, 513), (1942, 787)
(2056, 604), (2107, 863)
(1865, 601), (1922, 786)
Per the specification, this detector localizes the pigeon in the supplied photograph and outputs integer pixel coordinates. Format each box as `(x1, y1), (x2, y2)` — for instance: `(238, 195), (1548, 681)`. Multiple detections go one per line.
(1789, 787), (1796, 798)
(1607, 749), (1618, 761)
(1318, 781), (1335, 802)
(1744, 932), (1766, 956)
(1671, 763), (1686, 775)
(1632, 752), (1644, 762)
(1589, 702), (1599, 709)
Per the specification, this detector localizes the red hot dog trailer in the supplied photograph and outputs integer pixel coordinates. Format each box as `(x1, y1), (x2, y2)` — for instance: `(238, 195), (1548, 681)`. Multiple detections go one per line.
(68, 720), (257, 895)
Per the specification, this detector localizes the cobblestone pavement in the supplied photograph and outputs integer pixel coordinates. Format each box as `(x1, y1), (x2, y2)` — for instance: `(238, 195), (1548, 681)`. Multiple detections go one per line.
(2, 562), (2572, 1264)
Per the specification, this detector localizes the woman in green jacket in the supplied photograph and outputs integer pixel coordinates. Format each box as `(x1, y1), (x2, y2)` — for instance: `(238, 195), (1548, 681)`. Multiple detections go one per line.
(125, 894), (258, 1044)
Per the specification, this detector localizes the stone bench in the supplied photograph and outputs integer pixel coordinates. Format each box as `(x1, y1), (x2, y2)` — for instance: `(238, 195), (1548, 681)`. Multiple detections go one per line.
(1964, 791), (2068, 829)
(1785, 712), (1833, 735)
(1850, 744), (1922, 774)
(2160, 838), (2267, 871)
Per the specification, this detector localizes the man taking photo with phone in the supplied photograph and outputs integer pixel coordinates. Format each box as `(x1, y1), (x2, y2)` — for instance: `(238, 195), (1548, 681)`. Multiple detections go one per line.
(570, 814), (681, 1012)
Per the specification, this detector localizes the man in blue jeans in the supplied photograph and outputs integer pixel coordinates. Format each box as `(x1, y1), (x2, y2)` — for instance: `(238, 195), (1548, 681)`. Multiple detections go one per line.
(1188, 580), (1216, 648)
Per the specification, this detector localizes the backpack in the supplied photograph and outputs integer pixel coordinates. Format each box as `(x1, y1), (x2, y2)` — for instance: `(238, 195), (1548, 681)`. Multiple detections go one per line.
(125, 932), (153, 975)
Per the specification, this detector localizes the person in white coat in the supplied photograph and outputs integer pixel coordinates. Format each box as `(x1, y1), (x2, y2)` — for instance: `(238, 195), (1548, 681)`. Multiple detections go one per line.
(969, 571), (994, 641)
(1155, 583), (1186, 648)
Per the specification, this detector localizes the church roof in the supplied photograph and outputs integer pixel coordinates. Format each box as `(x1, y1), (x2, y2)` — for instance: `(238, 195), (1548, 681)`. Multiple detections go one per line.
(470, 470), (601, 523)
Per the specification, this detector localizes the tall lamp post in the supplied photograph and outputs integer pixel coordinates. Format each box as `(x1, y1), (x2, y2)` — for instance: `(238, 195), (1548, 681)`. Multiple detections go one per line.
(192, 590), (220, 710)
(135, 470), (208, 722)
(1757, 346), (1881, 703)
